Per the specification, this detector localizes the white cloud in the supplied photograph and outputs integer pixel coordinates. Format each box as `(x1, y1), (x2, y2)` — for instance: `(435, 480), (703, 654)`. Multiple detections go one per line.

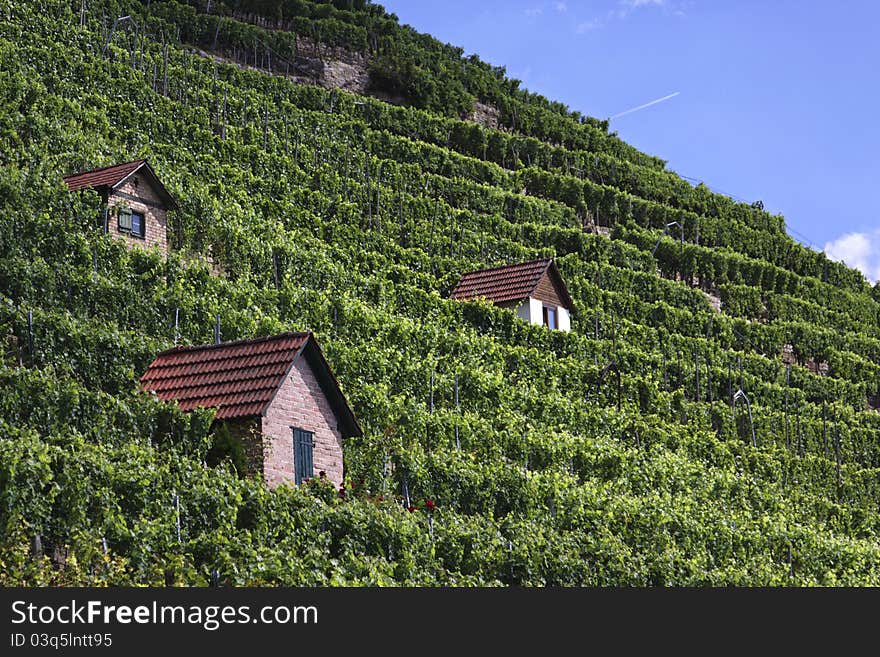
(824, 231), (880, 283)
(576, 18), (603, 33)
(573, 0), (682, 36)
(615, 0), (683, 20)
(555, 1), (568, 12)
(525, 6), (544, 16)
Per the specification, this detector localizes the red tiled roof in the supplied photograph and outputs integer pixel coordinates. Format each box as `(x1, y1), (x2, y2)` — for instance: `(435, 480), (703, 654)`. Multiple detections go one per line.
(141, 333), (310, 420)
(63, 159), (147, 192)
(450, 258), (572, 307)
(63, 159), (179, 209)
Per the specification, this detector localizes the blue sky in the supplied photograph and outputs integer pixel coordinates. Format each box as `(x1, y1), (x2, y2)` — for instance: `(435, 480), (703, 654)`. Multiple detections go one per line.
(380, 1), (880, 282)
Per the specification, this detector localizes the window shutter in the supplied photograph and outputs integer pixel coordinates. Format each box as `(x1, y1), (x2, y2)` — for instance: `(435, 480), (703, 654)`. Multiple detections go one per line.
(118, 207), (132, 232)
(131, 211), (145, 238)
(293, 428), (314, 485)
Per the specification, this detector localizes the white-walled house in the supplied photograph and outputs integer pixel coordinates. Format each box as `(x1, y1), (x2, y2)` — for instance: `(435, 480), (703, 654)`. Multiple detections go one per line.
(450, 259), (574, 331)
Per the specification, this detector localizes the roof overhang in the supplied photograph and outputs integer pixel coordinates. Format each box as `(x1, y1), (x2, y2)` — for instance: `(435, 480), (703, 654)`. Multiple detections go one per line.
(297, 335), (363, 438)
(544, 259), (575, 311)
(114, 160), (179, 211)
(261, 333), (363, 439)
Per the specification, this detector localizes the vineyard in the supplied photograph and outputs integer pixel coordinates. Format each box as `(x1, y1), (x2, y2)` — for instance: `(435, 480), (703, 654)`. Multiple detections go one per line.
(2, 0), (880, 585)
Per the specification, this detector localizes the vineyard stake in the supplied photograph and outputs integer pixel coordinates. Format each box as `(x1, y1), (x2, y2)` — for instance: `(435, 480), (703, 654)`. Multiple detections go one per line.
(822, 401), (828, 458)
(834, 421), (842, 501)
(611, 313), (617, 354)
(454, 373), (460, 450)
(727, 360), (733, 402)
(650, 221), (683, 256)
(784, 365), (791, 450)
(402, 469), (411, 508)
(733, 389), (757, 447)
(706, 353), (712, 402)
(662, 351), (668, 391)
(597, 360), (621, 412)
(796, 404), (803, 457)
(212, 15), (221, 51)
(173, 493), (181, 543)
(27, 310), (34, 360)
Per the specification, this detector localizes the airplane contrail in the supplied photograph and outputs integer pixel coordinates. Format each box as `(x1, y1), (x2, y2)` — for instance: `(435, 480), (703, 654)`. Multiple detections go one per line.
(609, 91), (680, 120)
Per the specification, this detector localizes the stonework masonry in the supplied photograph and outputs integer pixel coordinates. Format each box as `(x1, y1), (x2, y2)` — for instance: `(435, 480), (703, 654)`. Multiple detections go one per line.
(108, 176), (169, 255)
(261, 355), (345, 488)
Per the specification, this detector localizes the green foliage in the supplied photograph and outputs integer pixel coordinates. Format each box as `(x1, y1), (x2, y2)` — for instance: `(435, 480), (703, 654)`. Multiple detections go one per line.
(2, 0), (880, 586)
(206, 423), (250, 476)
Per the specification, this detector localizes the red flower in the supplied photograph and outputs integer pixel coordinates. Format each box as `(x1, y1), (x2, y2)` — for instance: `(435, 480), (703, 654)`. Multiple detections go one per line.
(407, 505), (418, 512)
(425, 499), (436, 512)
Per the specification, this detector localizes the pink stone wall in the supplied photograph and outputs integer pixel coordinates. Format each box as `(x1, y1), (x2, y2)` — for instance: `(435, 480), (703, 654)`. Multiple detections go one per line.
(107, 175), (169, 255)
(261, 356), (345, 488)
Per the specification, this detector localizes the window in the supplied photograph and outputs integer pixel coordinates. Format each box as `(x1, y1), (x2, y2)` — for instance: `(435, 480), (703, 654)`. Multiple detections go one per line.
(292, 427), (314, 485)
(117, 207), (132, 232)
(542, 305), (558, 330)
(117, 207), (145, 238)
(130, 211), (145, 238)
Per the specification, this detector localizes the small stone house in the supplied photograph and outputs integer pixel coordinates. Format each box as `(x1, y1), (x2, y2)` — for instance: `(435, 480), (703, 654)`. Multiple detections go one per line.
(63, 159), (177, 255)
(450, 258), (574, 331)
(140, 332), (361, 488)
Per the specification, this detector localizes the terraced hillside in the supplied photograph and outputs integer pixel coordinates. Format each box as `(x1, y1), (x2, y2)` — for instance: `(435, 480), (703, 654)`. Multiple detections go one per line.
(3, 0), (880, 585)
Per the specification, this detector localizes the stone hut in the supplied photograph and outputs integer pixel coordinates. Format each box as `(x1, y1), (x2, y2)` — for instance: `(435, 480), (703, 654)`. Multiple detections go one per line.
(140, 332), (361, 488)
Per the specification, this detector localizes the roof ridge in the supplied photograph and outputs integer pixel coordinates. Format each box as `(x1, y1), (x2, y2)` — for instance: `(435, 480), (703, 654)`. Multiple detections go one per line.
(155, 331), (312, 357)
(141, 330), (360, 436)
(63, 158), (146, 180)
(457, 258), (552, 279)
(450, 258), (572, 308)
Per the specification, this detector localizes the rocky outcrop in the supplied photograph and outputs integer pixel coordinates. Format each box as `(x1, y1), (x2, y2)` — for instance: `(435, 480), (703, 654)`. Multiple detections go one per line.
(469, 101), (501, 129)
(198, 33), (370, 95)
(322, 59), (369, 93)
